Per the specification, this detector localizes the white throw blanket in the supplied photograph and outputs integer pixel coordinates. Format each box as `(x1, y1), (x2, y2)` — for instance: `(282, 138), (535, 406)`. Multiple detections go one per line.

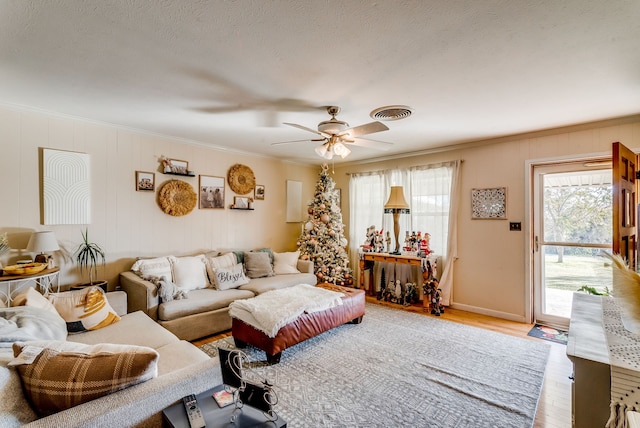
(0, 306), (67, 348)
(229, 284), (344, 338)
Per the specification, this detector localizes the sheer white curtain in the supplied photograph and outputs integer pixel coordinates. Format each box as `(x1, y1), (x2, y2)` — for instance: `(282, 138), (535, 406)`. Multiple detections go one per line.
(348, 160), (461, 304)
(348, 172), (386, 285)
(410, 161), (461, 305)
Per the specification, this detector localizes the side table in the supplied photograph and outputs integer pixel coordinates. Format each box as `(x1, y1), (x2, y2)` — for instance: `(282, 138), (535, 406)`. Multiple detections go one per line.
(162, 384), (287, 428)
(0, 267), (60, 306)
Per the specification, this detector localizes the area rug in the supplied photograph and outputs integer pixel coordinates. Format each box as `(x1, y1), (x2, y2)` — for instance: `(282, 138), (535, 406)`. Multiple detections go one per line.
(200, 303), (550, 428)
(527, 324), (568, 345)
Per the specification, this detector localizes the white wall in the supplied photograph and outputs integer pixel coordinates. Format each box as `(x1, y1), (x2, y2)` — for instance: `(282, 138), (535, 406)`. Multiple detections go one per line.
(333, 116), (640, 322)
(0, 106), (318, 289)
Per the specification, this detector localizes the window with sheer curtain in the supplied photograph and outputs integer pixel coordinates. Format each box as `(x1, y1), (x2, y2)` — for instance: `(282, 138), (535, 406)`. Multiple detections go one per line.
(348, 160), (461, 305)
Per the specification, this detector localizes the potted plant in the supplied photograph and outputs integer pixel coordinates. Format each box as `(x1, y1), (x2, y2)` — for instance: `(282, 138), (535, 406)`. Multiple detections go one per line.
(74, 228), (107, 291)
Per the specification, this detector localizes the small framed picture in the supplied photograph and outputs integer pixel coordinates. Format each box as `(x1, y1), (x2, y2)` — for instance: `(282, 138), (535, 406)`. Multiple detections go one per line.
(136, 171), (155, 191)
(166, 159), (189, 175)
(199, 175), (225, 209)
(254, 184), (265, 200)
(234, 197), (250, 209)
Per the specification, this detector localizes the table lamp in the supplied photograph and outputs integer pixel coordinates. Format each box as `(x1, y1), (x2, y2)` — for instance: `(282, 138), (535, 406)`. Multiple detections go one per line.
(384, 186), (410, 255)
(26, 231), (60, 264)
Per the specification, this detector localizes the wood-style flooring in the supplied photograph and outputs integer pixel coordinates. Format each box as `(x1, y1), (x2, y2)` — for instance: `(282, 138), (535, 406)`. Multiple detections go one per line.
(192, 297), (572, 428)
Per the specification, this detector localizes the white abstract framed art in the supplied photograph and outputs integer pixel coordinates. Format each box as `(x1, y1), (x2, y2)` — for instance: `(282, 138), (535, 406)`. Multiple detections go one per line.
(42, 148), (91, 225)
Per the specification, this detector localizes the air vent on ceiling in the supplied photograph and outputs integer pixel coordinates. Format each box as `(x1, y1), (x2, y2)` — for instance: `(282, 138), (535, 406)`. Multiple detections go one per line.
(370, 105), (413, 121)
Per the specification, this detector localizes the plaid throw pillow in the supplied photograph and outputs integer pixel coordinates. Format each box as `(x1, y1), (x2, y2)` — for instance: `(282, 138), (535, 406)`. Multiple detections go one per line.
(12, 342), (158, 416)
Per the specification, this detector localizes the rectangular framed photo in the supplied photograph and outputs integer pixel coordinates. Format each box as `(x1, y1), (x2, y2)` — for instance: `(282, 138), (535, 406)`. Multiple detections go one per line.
(199, 175), (225, 209)
(167, 158), (189, 175)
(136, 171), (155, 191)
(254, 184), (265, 200)
(234, 196), (249, 209)
(471, 187), (507, 219)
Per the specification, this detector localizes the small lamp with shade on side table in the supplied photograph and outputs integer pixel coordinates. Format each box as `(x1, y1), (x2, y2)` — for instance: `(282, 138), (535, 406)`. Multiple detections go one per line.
(26, 231), (60, 266)
(384, 186), (410, 255)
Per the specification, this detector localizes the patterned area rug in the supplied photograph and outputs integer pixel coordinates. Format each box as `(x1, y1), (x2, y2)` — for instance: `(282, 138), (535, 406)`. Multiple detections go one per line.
(527, 324), (568, 345)
(200, 303), (550, 428)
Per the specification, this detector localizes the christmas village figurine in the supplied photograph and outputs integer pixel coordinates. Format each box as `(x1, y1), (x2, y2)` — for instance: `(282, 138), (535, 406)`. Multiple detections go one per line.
(423, 276), (444, 316)
(361, 226), (385, 253)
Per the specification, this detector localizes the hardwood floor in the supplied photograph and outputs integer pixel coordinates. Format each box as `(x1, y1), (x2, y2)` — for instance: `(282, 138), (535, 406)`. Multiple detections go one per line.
(192, 297), (573, 427)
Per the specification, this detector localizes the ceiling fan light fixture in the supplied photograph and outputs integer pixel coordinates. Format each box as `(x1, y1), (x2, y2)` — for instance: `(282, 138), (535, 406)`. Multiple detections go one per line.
(370, 105), (413, 121)
(338, 145), (351, 159)
(315, 144), (329, 158)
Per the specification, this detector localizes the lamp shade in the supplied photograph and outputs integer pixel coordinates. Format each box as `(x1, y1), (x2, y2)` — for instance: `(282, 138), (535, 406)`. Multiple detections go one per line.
(26, 231), (60, 253)
(384, 186), (410, 211)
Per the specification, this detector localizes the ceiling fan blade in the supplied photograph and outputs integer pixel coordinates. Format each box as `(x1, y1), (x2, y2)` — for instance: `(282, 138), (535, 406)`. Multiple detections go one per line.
(271, 138), (326, 146)
(283, 123), (331, 138)
(343, 137), (394, 151)
(339, 121), (389, 138)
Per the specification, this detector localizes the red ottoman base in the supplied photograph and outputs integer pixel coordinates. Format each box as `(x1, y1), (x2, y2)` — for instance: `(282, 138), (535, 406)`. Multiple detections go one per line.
(231, 283), (365, 364)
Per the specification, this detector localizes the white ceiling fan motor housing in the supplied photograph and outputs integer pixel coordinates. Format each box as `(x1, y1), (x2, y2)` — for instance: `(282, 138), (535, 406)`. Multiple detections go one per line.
(318, 118), (349, 135)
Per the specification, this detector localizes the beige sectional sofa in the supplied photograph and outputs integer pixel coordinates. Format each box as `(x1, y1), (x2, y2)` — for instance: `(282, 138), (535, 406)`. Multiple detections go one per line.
(1, 291), (221, 428)
(119, 250), (317, 341)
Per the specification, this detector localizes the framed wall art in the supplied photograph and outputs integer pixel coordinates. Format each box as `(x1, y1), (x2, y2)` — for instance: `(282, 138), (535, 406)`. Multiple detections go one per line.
(234, 196), (250, 209)
(199, 175), (225, 209)
(136, 171), (155, 191)
(471, 187), (507, 219)
(42, 148), (90, 225)
(254, 184), (265, 200)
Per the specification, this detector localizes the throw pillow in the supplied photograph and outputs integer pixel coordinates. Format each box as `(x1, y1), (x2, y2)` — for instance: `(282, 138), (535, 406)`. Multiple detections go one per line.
(143, 275), (188, 302)
(47, 287), (120, 333)
(211, 263), (250, 290)
(169, 255), (210, 291)
(244, 251), (275, 279)
(204, 252), (237, 285)
(254, 247), (275, 265)
(131, 256), (173, 280)
(12, 287), (59, 317)
(11, 341), (158, 416)
(273, 251), (301, 275)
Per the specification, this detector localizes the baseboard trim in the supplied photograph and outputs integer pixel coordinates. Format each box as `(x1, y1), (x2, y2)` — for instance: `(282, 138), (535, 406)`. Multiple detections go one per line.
(450, 302), (527, 323)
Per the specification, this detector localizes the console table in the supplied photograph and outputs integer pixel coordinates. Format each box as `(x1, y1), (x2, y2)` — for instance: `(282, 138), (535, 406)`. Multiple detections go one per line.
(0, 267), (60, 306)
(566, 292), (611, 428)
(359, 253), (423, 297)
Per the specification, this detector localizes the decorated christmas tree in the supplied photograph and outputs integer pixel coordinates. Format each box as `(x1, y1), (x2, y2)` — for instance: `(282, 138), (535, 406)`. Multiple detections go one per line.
(297, 164), (353, 285)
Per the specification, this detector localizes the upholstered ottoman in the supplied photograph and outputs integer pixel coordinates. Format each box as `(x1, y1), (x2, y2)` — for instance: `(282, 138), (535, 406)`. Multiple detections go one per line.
(231, 283), (365, 364)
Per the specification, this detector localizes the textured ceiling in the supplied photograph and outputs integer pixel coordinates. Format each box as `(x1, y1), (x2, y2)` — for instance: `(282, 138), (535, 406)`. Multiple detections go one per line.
(1, 0), (639, 164)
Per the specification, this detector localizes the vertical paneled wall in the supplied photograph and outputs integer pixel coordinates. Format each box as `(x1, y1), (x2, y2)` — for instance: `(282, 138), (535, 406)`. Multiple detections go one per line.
(0, 106), (318, 289)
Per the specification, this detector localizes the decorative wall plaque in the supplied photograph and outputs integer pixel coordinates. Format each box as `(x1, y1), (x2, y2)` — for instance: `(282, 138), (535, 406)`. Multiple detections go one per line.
(471, 187), (507, 219)
(227, 164), (255, 195)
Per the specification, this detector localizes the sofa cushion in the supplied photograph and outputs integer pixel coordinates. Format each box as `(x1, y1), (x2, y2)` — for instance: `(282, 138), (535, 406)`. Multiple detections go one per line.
(273, 251), (301, 275)
(47, 287), (120, 333)
(170, 255), (210, 291)
(11, 341), (158, 417)
(131, 256), (173, 280)
(69, 311), (179, 350)
(211, 263), (250, 290)
(244, 251), (275, 279)
(239, 272), (317, 295)
(154, 340), (209, 376)
(158, 288), (255, 322)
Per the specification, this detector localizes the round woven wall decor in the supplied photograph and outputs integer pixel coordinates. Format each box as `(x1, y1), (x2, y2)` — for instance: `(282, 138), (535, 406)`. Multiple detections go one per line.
(227, 164), (255, 195)
(158, 180), (197, 216)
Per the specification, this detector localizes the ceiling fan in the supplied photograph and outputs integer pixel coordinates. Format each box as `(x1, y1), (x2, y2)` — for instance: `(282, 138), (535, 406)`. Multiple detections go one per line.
(272, 106), (393, 159)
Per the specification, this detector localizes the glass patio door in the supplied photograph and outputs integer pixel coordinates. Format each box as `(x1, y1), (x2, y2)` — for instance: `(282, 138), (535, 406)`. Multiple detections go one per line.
(532, 161), (612, 329)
